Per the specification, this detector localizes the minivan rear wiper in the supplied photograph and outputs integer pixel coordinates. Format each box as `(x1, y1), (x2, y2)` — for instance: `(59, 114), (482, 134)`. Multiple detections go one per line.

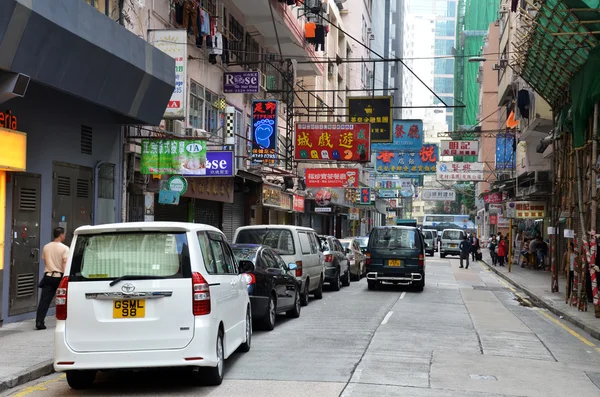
(109, 275), (167, 287)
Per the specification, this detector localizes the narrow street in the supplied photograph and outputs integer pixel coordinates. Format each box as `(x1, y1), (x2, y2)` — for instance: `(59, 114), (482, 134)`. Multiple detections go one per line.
(4, 256), (600, 397)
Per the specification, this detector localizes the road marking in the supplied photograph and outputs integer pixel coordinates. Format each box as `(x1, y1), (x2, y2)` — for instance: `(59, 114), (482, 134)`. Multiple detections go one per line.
(381, 311), (393, 325)
(540, 311), (596, 347)
(400, 292), (406, 299)
(13, 374), (66, 397)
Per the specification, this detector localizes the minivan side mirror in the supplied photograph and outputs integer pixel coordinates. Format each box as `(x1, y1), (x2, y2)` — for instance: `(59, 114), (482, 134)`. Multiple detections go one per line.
(288, 263), (298, 271)
(238, 260), (255, 274)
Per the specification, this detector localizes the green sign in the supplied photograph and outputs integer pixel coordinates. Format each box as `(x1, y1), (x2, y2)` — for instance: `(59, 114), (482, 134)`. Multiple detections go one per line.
(141, 140), (207, 175)
(167, 176), (188, 195)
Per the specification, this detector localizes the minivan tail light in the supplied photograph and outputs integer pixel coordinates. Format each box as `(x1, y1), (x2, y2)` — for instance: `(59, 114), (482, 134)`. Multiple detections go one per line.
(324, 254), (333, 263)
(295, 261), (302, 277)
(192, 272), (211, 316)
(55, 277), (69, 321)
(418, 254), (424, 267)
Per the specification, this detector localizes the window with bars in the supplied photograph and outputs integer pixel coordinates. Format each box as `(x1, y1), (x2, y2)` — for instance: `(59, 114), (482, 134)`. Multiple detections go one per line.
(190, 81), (205, 129)
(205, 90), (224, 136)
(244, 32), (260, 65)
(228, 15), (244, 62)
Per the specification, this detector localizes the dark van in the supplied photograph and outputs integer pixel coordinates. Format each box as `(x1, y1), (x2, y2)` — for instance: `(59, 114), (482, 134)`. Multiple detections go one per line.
(366, 226), (426, 291)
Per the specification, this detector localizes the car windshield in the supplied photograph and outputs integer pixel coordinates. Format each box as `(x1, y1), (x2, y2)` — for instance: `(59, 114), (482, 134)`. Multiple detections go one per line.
(236, 229), (295, 255)
(70, 232), (189, 281)
(356, 237), (369, 248)
(370, 228), (420, 250)
(231, 246), (259, 264)
(443, 230), (464, 240)
(340, 241), (351, 249)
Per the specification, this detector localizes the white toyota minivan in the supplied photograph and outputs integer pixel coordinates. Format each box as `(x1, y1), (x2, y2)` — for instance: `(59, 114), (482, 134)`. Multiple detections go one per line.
(54, 222), (252, 389)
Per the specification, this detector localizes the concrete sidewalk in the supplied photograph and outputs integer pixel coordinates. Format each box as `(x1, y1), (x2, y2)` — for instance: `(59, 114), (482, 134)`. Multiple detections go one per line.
(479, 249), (600, 341)
(0, 317), (55, 392)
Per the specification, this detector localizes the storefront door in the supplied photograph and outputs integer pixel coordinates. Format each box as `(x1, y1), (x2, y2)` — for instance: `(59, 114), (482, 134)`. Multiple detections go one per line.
(9, 174), (41, 316)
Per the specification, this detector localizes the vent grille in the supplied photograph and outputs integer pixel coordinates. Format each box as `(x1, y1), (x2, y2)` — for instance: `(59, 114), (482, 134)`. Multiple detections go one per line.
(77, 179), (89, 198)
(57, 176), (71, 196)
(19, 188), (37, 211)
(16, 273), (35, 298)
(81, 125), (93, 155)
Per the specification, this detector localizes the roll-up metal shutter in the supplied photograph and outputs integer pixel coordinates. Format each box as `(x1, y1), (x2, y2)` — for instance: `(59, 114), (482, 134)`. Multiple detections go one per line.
(154, 197), (190, 222)
(194, 199), (222, 230)
(301, 213), (311, 228)
(222, 192), (245, 242)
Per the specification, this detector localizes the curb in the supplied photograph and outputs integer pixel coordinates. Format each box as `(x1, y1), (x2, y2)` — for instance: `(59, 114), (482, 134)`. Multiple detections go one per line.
(0, 360), (55, 392)
(480, 258), (600, 342)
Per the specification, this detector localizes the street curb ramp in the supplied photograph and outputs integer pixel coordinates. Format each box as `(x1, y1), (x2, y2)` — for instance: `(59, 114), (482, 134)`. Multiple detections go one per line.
(480, 259), (600, 342)
(0, 360), (55, 392)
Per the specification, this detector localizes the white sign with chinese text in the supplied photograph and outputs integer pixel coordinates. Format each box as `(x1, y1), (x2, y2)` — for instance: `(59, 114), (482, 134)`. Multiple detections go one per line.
(153, 30), (187, 119)
(440, 140), (479, 156)
(421, 189), (456, 201)
(436, 162), (485, 181)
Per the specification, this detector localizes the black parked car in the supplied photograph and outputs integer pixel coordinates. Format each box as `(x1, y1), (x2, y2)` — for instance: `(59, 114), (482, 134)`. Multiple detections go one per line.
(232, 244), (301, 331)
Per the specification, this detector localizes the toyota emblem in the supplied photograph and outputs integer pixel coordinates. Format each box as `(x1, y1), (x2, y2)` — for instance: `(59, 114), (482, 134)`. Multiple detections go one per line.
(121, 283), (135, 293)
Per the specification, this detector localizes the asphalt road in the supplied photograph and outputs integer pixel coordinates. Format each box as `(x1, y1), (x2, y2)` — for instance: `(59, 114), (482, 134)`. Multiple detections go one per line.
(4, 254), (600, 397)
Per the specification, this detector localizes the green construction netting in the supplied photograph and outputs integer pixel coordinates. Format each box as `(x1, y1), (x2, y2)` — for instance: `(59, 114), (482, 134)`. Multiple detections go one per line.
(570, 47), (600, 146)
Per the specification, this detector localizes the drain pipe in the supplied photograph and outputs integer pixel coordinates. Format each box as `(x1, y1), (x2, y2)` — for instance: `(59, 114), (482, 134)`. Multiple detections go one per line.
(94, 161), (106, 226)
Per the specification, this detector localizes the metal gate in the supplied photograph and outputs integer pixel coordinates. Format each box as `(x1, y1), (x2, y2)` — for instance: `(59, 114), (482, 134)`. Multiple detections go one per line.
(154, 197), (190, 222)
(52, 162), (93, 246)
(222, 192), (244, 242)
(194, 199), (222, 230)
(9, 174), (41, 316)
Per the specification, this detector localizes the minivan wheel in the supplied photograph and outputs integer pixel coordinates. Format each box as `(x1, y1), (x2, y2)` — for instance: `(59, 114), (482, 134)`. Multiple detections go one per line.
(300, 280), (309, 306)
(238, 309), (252, 352)
(263, 295), (276, 331)
(367, 280), (377, 290)
(342, 268), (351, 287)
(314, 277), (323, 299)
(66, 370), (96, 390)
(202, 330), (224, 386)
(331, 270), (341, 291)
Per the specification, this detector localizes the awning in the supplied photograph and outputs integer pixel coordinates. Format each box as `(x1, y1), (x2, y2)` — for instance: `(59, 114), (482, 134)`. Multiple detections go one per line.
(0, 0), (175, 125)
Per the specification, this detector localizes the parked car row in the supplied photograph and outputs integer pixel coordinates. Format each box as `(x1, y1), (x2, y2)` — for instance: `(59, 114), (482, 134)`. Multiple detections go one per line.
(53, 223), (369, 390)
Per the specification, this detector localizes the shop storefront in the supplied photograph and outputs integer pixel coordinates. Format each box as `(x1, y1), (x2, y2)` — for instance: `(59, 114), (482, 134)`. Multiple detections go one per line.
(261, 184), (291, 225)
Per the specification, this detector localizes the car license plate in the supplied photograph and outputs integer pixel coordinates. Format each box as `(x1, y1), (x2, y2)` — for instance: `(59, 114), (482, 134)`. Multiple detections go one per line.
(113, 300), (145, 318)
(388, 259), (402, 267)
(450, 244), (457, 248)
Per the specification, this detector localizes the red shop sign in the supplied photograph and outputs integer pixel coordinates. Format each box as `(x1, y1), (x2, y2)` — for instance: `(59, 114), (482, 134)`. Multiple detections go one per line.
(294, 123), (371, 162)
(484, 192), (502, 204)
(305, 168), (359, 188)
(293, 194), (305, 212)
(489, 214), (498, 225)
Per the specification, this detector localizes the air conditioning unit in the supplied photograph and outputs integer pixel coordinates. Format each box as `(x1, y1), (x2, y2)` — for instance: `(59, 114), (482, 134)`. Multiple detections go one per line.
(492, 63), (502, 71)
(185, 127), (194, 137)
(499, 4), (509, 14)
(328, 63), (335, 76)
(173, 120), (185, 135)
(193, 128), (208, 138)
(499, 59), (509, 67)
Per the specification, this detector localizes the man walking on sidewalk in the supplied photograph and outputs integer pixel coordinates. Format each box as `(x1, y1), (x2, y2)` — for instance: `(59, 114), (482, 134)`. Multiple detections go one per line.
(35, 227), (69, 330)
(459, 235), (471, 269)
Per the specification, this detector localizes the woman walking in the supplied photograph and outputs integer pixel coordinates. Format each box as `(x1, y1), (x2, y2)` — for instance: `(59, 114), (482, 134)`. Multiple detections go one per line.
(497, 236), (507, 267)
(489, 236), (497, 266)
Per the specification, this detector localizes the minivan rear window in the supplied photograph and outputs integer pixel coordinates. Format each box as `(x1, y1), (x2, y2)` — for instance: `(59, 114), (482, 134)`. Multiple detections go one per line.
(69, 232), (189, 281)
(443, 230), (464, 240)
(235, 229), (295, 255)
(370, 228), (421, 250)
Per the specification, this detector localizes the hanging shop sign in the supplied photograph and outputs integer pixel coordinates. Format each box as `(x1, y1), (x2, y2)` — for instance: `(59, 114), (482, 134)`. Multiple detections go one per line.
(358, 188), (372, 204)
(0, 110), (18, 130)
(315, 189), (332, 206)
(496, 133), (516, 170)
(483, 192), (502, 204)
(294, 122), (370, 162)
(281, 193), (293, 211)
(158, 189), (180, 205)
(262, 185), (282, 207)
(436, 162), (484, 181)
(349, 208), (360, 220)
(141, 140), (207, 175)
(421, 189), (456, 201)
(305, 168), (359, 188)
(505, 201), (516, 218)
(315, 207), (332, 213)
(515, 201), (546, 219)
(153, 30), (187, 119)
(389, 199), (398, 209)
(497, 215), (510, 228)
(205, 151), (234, 177)
(251, 100), (278, 164)
(223, 71), (260, 93)
(489, 203), (503, 212)
(375, 145), (438, 175)
(489, 214), (498, 225)
(347, 96), (393, 142)
(167, 176), (188, 194)
(371, 119), (423, 151)
(0, 128), (26, 171)
(440, 140), (479, 156)
(379, 189), (397, 198)
(181, 177), (234, 204)
(293, 195), (305, 212)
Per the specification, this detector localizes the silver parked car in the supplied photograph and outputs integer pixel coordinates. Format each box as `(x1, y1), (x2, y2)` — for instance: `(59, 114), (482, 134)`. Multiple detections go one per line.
(318, 235), (350, 291)
(340, 238), (366, 280)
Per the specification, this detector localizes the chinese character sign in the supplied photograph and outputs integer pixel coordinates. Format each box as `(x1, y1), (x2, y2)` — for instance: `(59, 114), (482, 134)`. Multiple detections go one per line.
(153, 30), (187, 119)
(294, 123), (371, 162)
(359, 188), (371, 204)
(496, 133), (516, 170)
(483, 192), (502, 204)
(251, 100), (278, 164)
(347, 97), (393, 142)
(436, 162), (484, 181)
(375, 144), (438, 175)
(141, 140), (207, 175)
(515, 201), (546, 218)
(371, 120), (424, 151)
(305, 168), (359, 188)
(421, 189), (456, 201)
(440, 140), (479, 156)
(293, 195), (305, 212)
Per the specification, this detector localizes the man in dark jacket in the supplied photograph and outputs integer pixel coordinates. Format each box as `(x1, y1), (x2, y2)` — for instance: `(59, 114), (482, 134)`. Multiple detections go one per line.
(459, 235), (471, 269)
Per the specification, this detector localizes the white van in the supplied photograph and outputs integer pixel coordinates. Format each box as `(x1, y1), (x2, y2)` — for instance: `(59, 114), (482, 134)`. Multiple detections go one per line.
(233, 226), (325, 306)
(54, 222), (251, 389)
(440, 228), (466, 258)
